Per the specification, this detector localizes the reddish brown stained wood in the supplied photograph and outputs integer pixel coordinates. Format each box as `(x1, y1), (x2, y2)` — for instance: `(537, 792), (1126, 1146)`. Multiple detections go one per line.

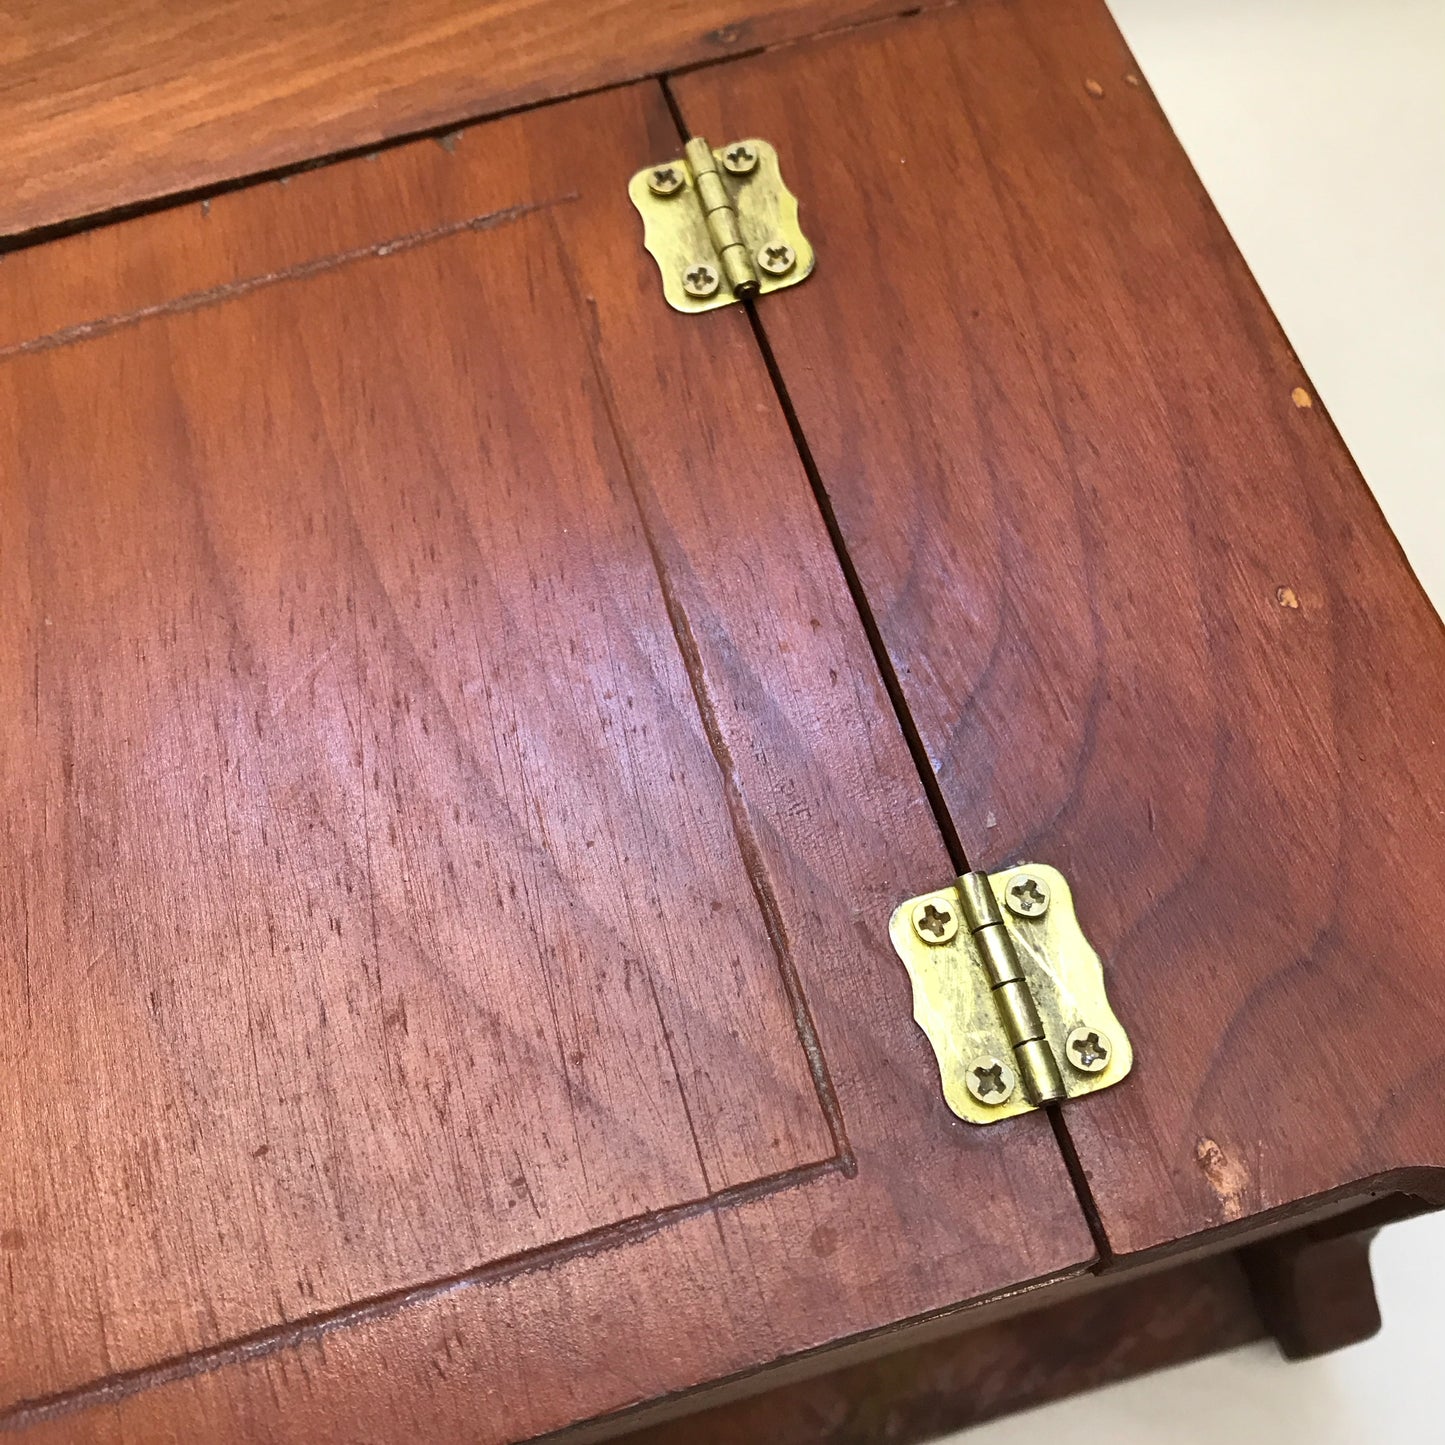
(0, 136), (825, 1402)
(1242, 1226), (1382, 1360)
(675, 0), (1445, 1259)
(0, 0), (937, 239)
(0, 80), (1092, 1442)
(622, 1254), (1265, 1444)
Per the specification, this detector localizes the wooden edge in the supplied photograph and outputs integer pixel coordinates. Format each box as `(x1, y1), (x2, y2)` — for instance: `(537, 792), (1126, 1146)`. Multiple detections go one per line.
(1087, 1170), (1445, 1277)
(1, 0), (947, 241)
(586, 1189), (1424, 1442)
(597, 1254), (1266, 1444)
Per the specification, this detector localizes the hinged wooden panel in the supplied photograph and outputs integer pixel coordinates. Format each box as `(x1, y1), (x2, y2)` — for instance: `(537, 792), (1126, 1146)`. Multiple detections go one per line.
(0, 78), (1092, 1442)
(675, 0), (1445, 1260)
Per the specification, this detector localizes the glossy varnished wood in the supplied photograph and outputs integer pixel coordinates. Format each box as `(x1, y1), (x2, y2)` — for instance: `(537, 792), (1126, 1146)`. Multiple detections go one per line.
(1, 161), (835, 1395)
(0, 0), (931, 239)
(676, 0), (1445, 1258)
(0, 80), (1093, 1441)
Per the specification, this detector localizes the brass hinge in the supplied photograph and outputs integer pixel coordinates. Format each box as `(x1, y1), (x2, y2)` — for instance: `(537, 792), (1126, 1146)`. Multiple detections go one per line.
(628, 137), (814, 313)
(889, 865), (1133, 1125)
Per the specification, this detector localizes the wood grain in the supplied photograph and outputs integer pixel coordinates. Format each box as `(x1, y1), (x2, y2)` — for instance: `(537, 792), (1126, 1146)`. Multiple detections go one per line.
(675, 0), (1445, 1260)
(0, 79), (1093, 1441)
(0, 0), (934, 239)
(0, 114), (829, 1406)
(622, 1254), (1266, 1444)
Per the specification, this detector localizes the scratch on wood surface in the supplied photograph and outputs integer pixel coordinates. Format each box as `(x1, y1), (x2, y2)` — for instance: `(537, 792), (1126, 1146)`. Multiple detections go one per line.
(1195, 1138), (1249, 1222)
(549, 212), (855, 1172)
(0, 194), (578, 363)
(644, 971), (714, 1195)
(1291, 386), (1313, 409)
(265, 641), (341, 720)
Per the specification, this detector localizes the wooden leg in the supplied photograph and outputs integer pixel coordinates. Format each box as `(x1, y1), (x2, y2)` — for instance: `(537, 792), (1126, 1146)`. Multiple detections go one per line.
(1241, 1225), (1382, 1360)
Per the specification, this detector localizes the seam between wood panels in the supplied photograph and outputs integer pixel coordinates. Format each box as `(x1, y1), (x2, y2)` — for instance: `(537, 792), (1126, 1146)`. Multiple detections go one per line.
(0, 2), (965, 256)
(0, 195), (578, 363)
(654, 89), (969, 881)
(543, 205), (855, 1174)
(653, 79), (1119, 1263)
(737, 215), (1124, 1264)
(0, 1157), (847, 1433)
(0, 106), (606, 258)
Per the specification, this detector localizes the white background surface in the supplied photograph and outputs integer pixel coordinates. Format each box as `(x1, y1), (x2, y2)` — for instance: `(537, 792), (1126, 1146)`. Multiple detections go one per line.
(947, 1), (1445, 1439)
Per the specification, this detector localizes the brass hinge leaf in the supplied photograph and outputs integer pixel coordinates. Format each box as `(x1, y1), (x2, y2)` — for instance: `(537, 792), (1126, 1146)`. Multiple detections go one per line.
(889, 865), (1134, 1125)
(629, 137), (814, 313)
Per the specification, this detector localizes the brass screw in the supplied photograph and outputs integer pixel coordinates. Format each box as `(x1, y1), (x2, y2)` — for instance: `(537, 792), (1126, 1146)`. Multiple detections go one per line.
(722, 143), (759, 175)
(911, 897), (958, 945)
(757, 241), (797, 276)
(1066, 1026), (1111, 1074)
(648, 165), (684, 197)
(1005, 873), (1050, 918)
(965, 1056), (1017, 1106)
(682, 263), (721, 298)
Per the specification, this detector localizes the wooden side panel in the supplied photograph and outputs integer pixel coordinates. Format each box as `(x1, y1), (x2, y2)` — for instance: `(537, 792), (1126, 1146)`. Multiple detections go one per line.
(0, 0), (933, 238)
(0, 81), (1093, 1441)
(622, 1255), (1266, 1445)
(675, 0), (1445, 1259)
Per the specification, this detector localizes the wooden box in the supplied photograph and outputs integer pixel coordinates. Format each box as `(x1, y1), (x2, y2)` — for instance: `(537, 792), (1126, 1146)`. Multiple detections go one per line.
(3, 1), (1443, 1439)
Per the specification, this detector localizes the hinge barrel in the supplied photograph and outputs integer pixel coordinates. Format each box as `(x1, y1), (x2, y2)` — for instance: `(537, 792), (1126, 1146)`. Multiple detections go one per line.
(630, 137), (812, 313)
(684, 138), (760, 297)
(957, 871), (1067, 1105)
